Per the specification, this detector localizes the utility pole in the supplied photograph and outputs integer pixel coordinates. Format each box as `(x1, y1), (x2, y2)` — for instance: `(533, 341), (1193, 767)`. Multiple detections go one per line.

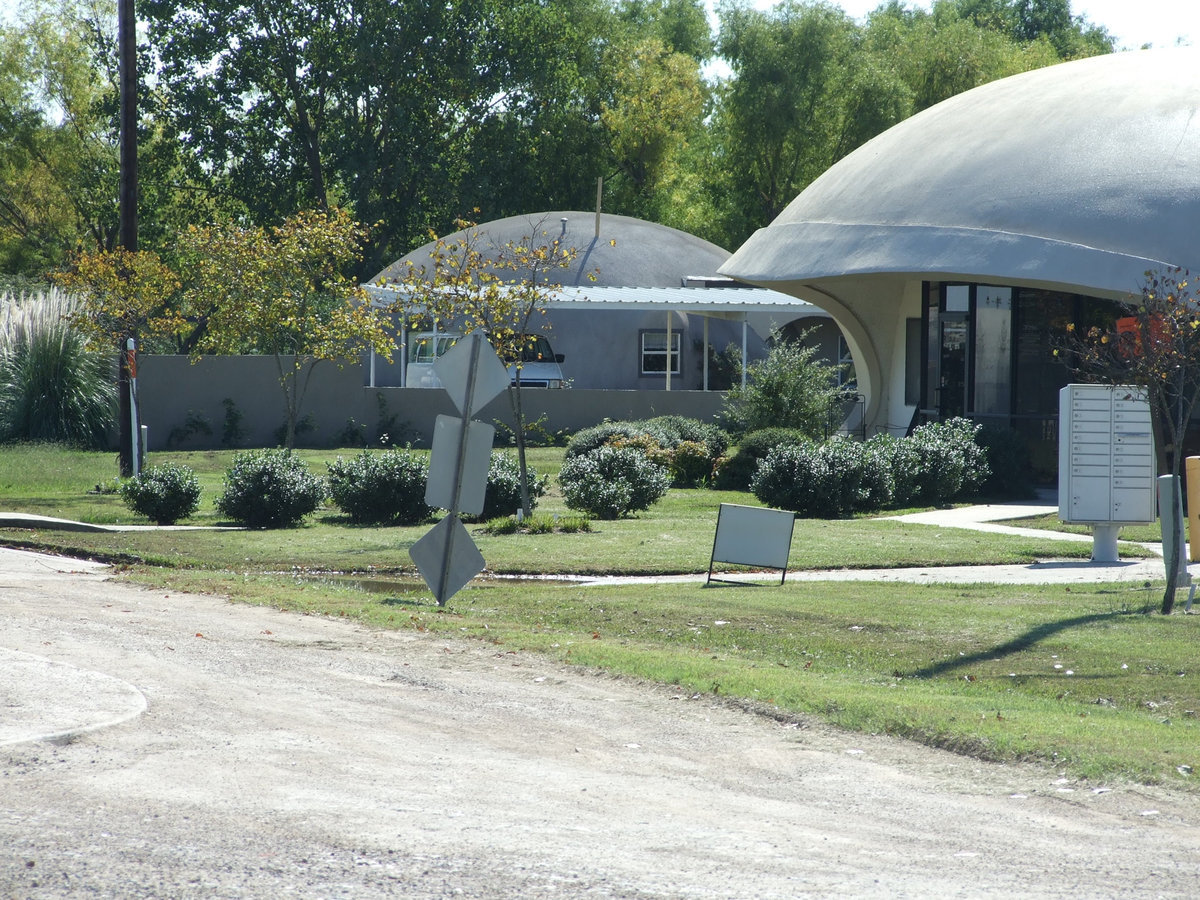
(117, 0), (138, 476)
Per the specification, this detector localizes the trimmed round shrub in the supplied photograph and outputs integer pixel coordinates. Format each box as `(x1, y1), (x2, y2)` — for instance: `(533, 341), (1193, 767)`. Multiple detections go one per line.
(479, 452), (550, 520)
(714, 427), (810, 490)
(751, 437), (893, 518)
(890, 418), (990, 507)
(120, 462), (202, 525)
(558, 446), (670, 519)
(327, 448), (432, 525)
(858, 434), (898, 510)
(216, 449), (326, 528)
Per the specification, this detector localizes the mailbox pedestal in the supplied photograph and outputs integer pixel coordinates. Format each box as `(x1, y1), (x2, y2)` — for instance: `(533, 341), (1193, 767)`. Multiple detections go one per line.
(1058, 384), (1155, 562)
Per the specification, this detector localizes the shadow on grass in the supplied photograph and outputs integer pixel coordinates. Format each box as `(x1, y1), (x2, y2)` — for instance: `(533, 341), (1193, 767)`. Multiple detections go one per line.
(910, 609), (1152, 679)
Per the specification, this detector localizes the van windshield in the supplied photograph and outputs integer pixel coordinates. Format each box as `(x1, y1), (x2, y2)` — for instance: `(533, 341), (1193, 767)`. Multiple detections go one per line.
(408, 335), (459, 364)
(505, 335), (555, 363)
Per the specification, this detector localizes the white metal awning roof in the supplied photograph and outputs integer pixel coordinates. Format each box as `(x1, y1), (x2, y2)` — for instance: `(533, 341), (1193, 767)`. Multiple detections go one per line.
(363, 283), (828, 318)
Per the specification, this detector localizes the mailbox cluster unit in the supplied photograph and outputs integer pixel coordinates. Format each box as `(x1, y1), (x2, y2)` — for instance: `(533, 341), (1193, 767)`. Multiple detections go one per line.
(1058, 384), (1156, 524)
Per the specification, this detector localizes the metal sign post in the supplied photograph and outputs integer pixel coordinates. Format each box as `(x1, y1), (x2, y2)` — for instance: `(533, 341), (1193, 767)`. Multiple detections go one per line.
(409, 331), (509, 606)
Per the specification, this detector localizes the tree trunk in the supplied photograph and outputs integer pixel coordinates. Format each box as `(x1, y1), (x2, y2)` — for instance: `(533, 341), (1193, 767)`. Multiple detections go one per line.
(508, 382), (532, 519)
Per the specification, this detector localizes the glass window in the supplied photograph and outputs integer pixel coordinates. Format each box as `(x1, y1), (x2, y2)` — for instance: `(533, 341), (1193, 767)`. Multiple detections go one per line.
(641, 331), (681, 375)
(905, 318), (922, 407)
(837, 335), (856, 388)
(973, 286), (1012, 416)
(945, 284), (970, 313)
(1014, 291), (1074, 416)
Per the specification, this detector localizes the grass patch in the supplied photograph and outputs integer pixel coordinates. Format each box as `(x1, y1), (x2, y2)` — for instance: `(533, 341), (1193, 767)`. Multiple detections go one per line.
(2, 443), (1189, 788)
(1007, 512), (1170, 544)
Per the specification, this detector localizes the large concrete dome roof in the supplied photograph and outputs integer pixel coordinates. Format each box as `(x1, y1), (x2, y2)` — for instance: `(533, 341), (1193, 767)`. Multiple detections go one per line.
(375, 212), (730, 288)
(722, 48), (1200, 298)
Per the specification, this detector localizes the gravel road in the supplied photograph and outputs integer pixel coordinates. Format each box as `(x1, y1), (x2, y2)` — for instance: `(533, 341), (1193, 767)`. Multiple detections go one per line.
(2, 548), (1198, 898)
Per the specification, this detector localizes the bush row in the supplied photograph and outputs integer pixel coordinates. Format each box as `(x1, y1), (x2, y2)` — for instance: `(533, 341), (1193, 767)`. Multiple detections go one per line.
(121, 448), (548, 528)
(750, 418), (992, 517)
(121, 416), (1028, 527)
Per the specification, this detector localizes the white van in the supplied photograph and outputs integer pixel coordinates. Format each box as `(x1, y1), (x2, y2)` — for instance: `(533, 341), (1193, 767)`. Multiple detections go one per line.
(404, 332), (567, 388)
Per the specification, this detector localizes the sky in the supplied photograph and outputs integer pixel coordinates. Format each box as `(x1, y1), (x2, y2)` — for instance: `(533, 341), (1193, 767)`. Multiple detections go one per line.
(0, 0), (1197, 51)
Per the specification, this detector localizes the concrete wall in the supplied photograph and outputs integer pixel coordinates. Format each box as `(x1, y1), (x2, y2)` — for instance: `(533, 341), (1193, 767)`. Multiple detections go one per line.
(138, 355), (728, 451)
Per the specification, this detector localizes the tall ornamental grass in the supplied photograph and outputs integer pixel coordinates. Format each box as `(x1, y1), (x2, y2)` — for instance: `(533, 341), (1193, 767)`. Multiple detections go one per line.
(0, 288), (115, 448)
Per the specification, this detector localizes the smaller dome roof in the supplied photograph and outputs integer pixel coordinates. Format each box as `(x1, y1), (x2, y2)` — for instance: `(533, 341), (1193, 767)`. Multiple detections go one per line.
(373, 212), (730, 288)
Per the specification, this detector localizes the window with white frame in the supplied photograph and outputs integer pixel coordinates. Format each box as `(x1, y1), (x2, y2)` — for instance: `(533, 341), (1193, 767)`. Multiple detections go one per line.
(837, 334), (857, 388)
(640, 331), (681, 376)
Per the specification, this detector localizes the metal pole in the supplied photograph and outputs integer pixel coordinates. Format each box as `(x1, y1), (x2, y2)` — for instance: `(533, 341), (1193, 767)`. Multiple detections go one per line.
(436, 334), (483, 606)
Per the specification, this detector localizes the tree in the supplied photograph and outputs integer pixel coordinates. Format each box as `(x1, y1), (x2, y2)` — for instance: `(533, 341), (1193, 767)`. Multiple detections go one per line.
(0, 0), (121, 273)
(388, 218), (586, 517)
(54, 246), (182, 351)
(54, 246), (182, 472)
(177, 208), (392, 449)
(600, 38), (706, 223)
(709, 1), (911, 245)
(1064, 269), (1200, 614)
(722, 328), (848, 438)
(141, 0), (624, 278)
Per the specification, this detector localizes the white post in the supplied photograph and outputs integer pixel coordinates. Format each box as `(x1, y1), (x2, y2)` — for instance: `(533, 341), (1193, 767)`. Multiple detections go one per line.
(400, 319), (408, 387)
(665, 313), (672, 392)
(741, 318), (748, 389)
(703, 316), (710, 391)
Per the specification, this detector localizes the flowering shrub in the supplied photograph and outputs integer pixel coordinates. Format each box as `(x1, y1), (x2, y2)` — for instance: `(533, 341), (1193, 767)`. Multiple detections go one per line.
(558, 446), (670, 519)
(216, 449), (325, 528)
(327, 448), (431, 525)
(120, 462), (202, 525)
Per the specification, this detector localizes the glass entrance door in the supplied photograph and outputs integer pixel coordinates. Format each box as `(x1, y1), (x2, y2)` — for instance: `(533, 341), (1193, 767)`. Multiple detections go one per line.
(938, 314), (969, 419)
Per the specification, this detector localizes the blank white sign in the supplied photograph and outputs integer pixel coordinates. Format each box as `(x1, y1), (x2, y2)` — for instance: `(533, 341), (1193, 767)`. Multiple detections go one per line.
(710, 503), (795, 574)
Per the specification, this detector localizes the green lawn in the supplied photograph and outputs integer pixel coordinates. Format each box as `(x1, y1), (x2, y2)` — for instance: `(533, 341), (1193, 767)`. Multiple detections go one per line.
(1, 442), (1193, 789)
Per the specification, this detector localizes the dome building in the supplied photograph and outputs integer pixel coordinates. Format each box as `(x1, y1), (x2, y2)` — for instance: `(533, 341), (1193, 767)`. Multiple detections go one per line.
(720, 48), (1200, 474)
(369, 211), (834, 392)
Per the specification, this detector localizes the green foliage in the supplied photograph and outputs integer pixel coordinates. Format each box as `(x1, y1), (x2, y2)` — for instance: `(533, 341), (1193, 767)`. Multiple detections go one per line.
(751, 420), (989, 517)
(326, 448), (432, 525)
(479, 452), (549, 521)
(120, 462), (202, 525)
(215, 449), (326, 528)
(976, 425), (1035, 499)
(177, 208), (388, 449)
(565, 416), (726, 488)
(751, 438), (881, 518)
(483, 515), (521, 535)
(559, 445), (670, 519)
(895, 418), (990, 506)
(666, 440), (713, 487)
(721, 332), (848, 439)
(0, 289), (116, 448)
(713, 427), (810, 490)
(221, 398), (246, 448)
(566, 416), (727, 459)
